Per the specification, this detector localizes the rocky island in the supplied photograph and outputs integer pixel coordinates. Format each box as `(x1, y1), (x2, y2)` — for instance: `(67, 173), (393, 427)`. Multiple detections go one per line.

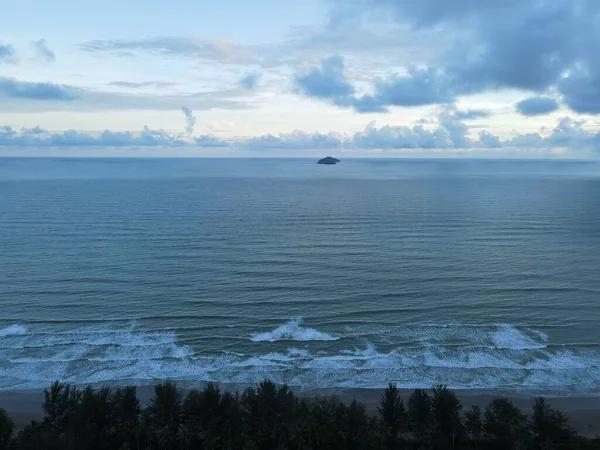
(317, 156), (341, 165)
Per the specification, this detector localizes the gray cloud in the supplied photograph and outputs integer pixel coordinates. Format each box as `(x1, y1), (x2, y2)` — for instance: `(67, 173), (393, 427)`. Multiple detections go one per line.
(329, 0), (523, 28)
(367, 68), (455, 108)
(194, 135), (230, 147)
(558, 68), (600, 114)
(478, 131), (502, 148)
(239, 73), (261, 90)
(319, 0), (600, 115)
(507, 117), (598, 149)
(181, 105), (196, 135)
(350, 108), (475, 150)
(1, 116), (597, 151)
(75, 0), (600, 117)
(0, 78), (78, 101)
(0, 77), (255, 113)
(294, 57), (456, 113)
(294, 56), (355, 105)
(0, 125), (228, 148)
(0, 125), (187, 147)
(31, 39), (56, 63)
(453, 109), (491, 120)
(0, 43), (16, 63)
(243, 130), (344, 150)
(516, 97), (559, 116)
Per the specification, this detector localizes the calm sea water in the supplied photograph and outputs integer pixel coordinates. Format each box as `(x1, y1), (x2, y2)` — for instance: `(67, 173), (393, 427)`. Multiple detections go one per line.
(1, 157), (600, 393)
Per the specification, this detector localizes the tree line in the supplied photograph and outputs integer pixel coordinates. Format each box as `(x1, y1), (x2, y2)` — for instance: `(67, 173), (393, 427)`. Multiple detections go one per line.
(0, 380), (598, 449)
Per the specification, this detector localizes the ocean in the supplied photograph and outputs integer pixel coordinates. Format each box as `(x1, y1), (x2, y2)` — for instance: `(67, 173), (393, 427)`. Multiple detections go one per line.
(1, 157), (599, 394)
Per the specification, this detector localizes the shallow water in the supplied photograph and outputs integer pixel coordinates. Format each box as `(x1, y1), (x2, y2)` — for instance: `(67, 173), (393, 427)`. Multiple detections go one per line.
(1, 157), (599, 392)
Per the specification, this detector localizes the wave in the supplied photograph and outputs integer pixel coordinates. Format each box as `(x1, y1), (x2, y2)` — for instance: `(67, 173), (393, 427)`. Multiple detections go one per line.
(0, 324), (27, 337)
(344, 323), (549, 350)
(249, 318), (340, 342)
(1, 322), (599, 392)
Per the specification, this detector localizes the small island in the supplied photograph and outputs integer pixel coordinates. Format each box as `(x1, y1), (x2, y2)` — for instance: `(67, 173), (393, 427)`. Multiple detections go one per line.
(317, 156), (341, 165)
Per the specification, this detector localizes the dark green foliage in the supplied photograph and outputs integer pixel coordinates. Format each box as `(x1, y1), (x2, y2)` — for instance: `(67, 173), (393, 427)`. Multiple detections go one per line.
(408, 389), (433, 449)
(464, 405), (482, 449)
(147, 382), (182, 449)
(0, 408), (15, 450)
(112, 386), (141, 447)
(483, 398), (530, 449)
(378, 383), (407, 449)
(241, 380), (296, 449)
(531, 397), (575, 449)
(13, 421), (60, 450)
(42, 381), (81, 436)
(431, 385), (463, 449)
(2, 381), (599, 450)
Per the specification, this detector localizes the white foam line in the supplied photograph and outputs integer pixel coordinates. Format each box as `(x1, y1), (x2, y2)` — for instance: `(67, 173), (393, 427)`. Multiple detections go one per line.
(249, 318), (339, 342)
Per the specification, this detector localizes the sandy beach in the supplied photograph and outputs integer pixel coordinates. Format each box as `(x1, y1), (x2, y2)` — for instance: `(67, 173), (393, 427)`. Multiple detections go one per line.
(2, 384), (599, 437)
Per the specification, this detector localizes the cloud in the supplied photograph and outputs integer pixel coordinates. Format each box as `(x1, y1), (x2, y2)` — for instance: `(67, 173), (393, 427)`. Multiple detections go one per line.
(478, 131), (502, 148)
(74, 0), (600, 118)
(180, 105), (196, 135)
(1, 116), (597, 152)
(239, 73), (261, 90)
(453, 109), (491, 120)
(516, 96), (560, 116)
(294, 57), (460, 113)
(508, 117), (598, 149)
(207, 120), (236, 132)
(0, 78), (78, 100)
(294, 56), (355, 106)
(0, 125), (225, 148)
(243, 130), (344, 150)
(558, 68), (600, 114)
(368, 68), (456, 109)
(0, 43), (16, 63)
(0, 77), (254, 113)
(194, 135), (230, 147)
(31, 39), (56, 63)
(315, 0), (600, 115)
(108, 81), (178, 89)
(80, 37), (256, 65)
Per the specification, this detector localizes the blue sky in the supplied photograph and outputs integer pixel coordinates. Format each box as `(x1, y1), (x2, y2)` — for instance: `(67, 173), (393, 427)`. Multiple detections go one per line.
(1, 0), (599, 156)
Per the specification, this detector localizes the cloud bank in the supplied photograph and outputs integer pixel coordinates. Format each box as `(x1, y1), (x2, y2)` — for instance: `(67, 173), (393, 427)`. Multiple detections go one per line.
(2, 115), (597, 154)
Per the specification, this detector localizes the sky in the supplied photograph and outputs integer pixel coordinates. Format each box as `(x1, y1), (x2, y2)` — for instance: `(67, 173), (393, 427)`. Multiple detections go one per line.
(1, 0), (600, 157)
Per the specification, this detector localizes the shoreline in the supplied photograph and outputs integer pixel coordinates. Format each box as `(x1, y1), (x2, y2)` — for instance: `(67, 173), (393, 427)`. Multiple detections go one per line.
(2, 383), (600, 437)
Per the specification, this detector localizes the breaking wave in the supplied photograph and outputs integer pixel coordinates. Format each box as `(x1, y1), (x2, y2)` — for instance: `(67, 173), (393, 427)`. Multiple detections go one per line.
(250, 318), (340, 342)
(1, 322), (599, 392)
(0, 325), (27, 337)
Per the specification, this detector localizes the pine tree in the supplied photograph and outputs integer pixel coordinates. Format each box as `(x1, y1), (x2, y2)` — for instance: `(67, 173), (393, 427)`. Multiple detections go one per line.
(484, 398), (530, 450)
(378, 383), (407, 449)
(0, 408), (15, 450)
(431, 385), (463, 449)
(531, 397), (575, 449)
(408, 389), (433, 449)
(464, 405), (482, 450)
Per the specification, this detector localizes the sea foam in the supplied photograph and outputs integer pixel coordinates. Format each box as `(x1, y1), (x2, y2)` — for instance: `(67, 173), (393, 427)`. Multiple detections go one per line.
(0, 324), (27, 337)
(249, 318), (340, 342)
(1, 322), (599, 393)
